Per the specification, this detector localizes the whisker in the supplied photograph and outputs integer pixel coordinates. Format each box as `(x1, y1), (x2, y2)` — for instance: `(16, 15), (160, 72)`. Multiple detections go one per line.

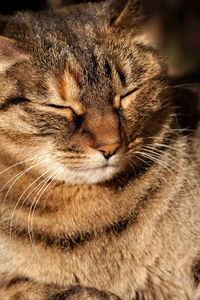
(14, 166), (56, 231)
(1, 159), (50, 214)
(28, 177), (51, 258)
(28, 168), (61, 256)
(144, 145), (200, 190)
(9, 167), (54, 240)
(129, 154), (152, 168)
(134, 154), (171, 189)
(133, 150), (189, 208)
(162, 126), (196, 134)
(171, 83), (200, 89)
(134, 150), (176, 177)
(142, 146), (198, 216)
(0, 154), (48, 177)
(149, 142), (195, 163)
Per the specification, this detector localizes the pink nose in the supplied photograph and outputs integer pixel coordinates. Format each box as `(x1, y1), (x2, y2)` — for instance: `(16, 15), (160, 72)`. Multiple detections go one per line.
(96, 143), (120, 159)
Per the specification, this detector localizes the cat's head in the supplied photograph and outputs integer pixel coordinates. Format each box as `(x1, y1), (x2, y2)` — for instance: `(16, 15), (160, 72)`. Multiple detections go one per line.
(0, 0), (171, 185)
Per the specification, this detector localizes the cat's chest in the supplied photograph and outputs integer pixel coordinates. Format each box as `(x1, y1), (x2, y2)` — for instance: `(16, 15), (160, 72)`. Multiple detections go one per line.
(4, 219), (155, 300)
(0, 166), (193, 299)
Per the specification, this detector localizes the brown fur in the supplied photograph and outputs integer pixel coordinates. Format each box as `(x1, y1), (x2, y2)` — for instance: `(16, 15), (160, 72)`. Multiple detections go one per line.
(0, 0), (199, 299)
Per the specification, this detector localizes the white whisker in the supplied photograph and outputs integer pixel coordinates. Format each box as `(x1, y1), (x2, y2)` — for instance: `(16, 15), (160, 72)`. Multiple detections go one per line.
(1, 159), (50, 214)
(141, 146), (198, 217)
(148, 141), (197, 165)
(9, 167), (54, 240)
(144, 145), (200, 190)
(0, 154), (47, 177)
(28, 168), (62, 257)
(134, 150), (176, 177)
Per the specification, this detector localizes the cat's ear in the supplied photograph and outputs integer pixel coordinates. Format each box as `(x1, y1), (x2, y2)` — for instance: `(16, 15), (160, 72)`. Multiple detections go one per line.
(0, 36), (29, 72)
(103, 0), (144, 28)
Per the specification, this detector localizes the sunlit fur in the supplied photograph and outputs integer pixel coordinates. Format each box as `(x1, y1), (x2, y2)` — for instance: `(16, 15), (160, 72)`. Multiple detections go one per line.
(0, 0), (200, 299)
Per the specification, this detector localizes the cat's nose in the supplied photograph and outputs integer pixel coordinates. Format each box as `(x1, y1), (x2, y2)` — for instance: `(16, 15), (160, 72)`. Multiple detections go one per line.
(96, 143), (120, 160)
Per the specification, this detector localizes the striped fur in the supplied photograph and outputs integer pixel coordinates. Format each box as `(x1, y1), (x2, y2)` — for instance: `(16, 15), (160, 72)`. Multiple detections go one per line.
(0, 0), (200, 299)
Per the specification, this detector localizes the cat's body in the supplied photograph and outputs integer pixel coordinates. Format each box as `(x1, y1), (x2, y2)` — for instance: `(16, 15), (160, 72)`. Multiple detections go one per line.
(0, 1), (200, 299)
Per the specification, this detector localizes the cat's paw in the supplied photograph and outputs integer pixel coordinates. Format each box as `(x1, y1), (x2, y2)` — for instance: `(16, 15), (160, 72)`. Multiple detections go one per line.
(51, 285), (122, 300)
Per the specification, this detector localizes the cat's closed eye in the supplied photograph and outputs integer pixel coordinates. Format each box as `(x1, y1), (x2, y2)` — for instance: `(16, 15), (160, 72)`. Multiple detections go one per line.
(45, 103), (76, 122)
(0, 97), (31, 110)
(46, 104), (73, 110)
(120, 87), (139, 100)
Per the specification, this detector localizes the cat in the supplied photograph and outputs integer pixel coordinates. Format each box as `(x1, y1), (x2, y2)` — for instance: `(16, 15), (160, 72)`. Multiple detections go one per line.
(0, 0), (200, 299)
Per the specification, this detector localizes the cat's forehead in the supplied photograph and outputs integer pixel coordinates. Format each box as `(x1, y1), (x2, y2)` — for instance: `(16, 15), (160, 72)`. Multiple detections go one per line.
(56, 67), (85, 115)
(53, 64), (113, 112)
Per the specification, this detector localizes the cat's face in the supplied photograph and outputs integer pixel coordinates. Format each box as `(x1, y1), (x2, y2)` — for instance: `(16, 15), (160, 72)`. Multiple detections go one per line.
(0, 0), (170, 185)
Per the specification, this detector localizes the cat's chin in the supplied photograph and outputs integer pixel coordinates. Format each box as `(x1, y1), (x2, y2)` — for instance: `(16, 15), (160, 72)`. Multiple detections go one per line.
(53, 164), (121, 185)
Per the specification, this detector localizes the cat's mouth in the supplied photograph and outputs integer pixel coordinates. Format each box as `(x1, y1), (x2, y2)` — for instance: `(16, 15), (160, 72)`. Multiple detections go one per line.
(44, 151), (124, 185)
(50, 161), (122, 185)
(76, 162), (114, 171)
(68, 162), (121, 184)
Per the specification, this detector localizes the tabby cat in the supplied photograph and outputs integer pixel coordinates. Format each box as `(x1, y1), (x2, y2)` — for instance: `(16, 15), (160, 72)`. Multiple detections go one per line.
(0, 0), (200, 299)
